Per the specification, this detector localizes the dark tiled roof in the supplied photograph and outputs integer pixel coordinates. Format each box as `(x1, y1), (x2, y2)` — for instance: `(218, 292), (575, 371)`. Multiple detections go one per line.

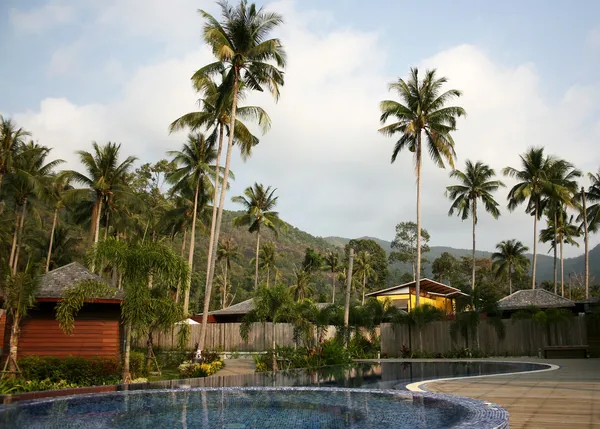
(206, 298), (332, 316)
(497, 289), (575, 311)
(38, 262), (122, 300)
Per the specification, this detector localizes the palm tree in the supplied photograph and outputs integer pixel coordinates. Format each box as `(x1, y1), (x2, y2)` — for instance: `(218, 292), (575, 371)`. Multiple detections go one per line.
(289, 268), (314, 302)
(379, 68), (465, 306)
(62, 142), (136, 244)
(45, 175), (72, 272)
(240, 284), (294, 371)
(56, 238), (188, 382)
(7, 143), (64, 274)
(491, 239), (530, 295)
(39, 224), (81, 271)
(0, 264), (40, 377)
(0, 116), (31, 197)
(541, 211), (580, 296)
(252, 242), (277, 288)
(394, 304), (443, 353)
(323, 250), (340, 303)
(354, 251), (377, 305)
(503, 148), (572, 288)
(579, 171), (600, 298)
(170, 74), (270, 307)
(446, 160), (504, 293)
(167, 133), (218, 314)
(216, 237), (238, 308)
(232, 183), (285, 289)
(196, 0), (286, 353)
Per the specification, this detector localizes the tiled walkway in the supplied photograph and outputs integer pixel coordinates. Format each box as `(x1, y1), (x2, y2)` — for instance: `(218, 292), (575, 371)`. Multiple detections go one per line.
(423, 359), (600, 429)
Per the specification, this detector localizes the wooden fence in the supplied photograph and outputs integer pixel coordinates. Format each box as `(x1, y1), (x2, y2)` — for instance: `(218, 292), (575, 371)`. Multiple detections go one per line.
(139, 323), (345, 351)
(380, 316), (589, 357)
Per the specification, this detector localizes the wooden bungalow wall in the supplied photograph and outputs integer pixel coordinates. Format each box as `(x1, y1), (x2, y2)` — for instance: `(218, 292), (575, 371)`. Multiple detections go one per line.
(380, 317), (589, 357)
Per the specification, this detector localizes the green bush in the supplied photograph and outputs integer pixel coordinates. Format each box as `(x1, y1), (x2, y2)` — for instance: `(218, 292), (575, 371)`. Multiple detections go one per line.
(319, 339), (351, 366)
(1, 377), (79, 395)
(19, 356), (120, 386)
(129, 351), (147, 378)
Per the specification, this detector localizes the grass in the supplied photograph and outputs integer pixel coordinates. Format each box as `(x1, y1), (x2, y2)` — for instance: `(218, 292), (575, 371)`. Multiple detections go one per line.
(146, 367), (180, 382)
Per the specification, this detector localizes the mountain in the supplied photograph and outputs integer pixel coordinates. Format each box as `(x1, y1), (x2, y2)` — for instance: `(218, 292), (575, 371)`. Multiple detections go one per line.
(323, 235), (599, 282)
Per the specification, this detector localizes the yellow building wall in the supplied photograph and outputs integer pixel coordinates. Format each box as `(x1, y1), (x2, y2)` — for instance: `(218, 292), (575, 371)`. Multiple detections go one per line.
(377, 293), (453, 313)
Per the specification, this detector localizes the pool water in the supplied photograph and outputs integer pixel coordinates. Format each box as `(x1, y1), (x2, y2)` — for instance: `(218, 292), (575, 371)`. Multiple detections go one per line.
(0, 387), (507, 429)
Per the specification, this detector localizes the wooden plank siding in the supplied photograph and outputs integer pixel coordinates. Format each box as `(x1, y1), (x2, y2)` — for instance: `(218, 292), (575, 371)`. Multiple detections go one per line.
(17, 319), (120, 358)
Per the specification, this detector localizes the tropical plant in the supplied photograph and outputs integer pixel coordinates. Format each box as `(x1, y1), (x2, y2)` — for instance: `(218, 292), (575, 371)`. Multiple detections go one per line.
(0, 115), (30, 196)
(379, 68), (465, 305)
(389, 221), (430, 280)
(322, 250), (340, 303)
(196, 0), (287, 353)
(61, 142), (136, 244)
(216, 237), (239, 307)
(232, 183), (285, 289)
(38, 224), (81, 272)
(240, 284), (294, 370)
(394, 304), (444, 353)
(503, 148), (574, 288)
(354, 251), (377, 305)
(45, 175), (72, 272)
(0, 264), (40, 377)
(491, 239), (530, 295)
(511, 306), (573, 346)
(56, 238), (188, 382)
(252, 242), (277, 288)
(289, 268), (314, 302)
(446, 160), (504, 293)
(167, 133), (218, 314)
(578, 171), (600, 298)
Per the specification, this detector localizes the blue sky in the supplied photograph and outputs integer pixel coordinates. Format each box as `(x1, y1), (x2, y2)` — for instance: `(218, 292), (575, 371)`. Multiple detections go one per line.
(2, 0), (600, 256)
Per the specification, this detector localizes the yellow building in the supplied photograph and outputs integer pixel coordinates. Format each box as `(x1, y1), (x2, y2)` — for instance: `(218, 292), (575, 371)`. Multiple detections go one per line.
(365, 278), (468, 314)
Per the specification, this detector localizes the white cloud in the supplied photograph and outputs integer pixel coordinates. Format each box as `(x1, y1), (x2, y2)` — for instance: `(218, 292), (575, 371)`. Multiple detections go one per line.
(13, 2), (600, 260)
(587, 27), (600, 52)
(47, 40), (84, 76)
(10, 1), (75, 34)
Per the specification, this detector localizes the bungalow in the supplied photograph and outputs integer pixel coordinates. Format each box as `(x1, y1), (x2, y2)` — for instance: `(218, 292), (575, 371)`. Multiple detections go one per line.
(365, 278), (468, 314)
(198, 298), (332, 323)
(0, 262), (123, 359)
(497, 289), (576, 317)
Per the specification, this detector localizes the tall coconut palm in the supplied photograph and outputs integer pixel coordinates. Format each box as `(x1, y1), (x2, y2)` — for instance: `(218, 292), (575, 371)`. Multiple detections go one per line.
(232, 183), (285, 289)
(579, 171), (600, 298)
(216, 237), (238, 308)
(446, 160), (504, 293)
(170, 74), (270, 301)
(354, 251), (377, 305)
(252, 242), (277, 288)
(167, 133), (218, 315)
(323, 250), (340, 303)
(541, 211), (580, 296)
(45, 175), (72, 272)
(379, 68), (465, 306)
(196, 0), (286, 352)
(61, 142), (136, 245)
(503, 148), (571, 288)
(491, 239), (530, 295)
(0, 116), (31, 197)
(290, 268), (314, 302)
(7, 142), (64, 274)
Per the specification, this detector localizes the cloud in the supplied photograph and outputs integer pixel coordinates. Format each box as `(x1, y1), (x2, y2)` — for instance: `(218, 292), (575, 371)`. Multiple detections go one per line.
(13, 2), (600, 259)
(10, 1), (75, 34)
(587, 27), (600, 52)
(47, 40), (85, 76)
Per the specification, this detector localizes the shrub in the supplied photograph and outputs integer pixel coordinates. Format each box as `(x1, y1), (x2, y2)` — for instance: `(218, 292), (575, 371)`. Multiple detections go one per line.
(19, 356), (120, 386)
(320, 339), (351, 365)
(1, 377), (79, 395)
(129, 351), (147, 378)
(178, 360), (223, 378)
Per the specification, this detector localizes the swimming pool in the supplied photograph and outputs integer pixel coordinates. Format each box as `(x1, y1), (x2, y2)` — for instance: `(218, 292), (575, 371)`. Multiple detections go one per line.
(0, 387), (509, 429)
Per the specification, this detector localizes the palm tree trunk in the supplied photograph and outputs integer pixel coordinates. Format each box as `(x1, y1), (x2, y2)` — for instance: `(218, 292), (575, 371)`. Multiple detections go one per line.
(199, 71), (239, 352)
(362, 272), (366, 305)
(271, 325), (278, 371)
(46, 208), (58, 273)
(8, 310), (20, 376)
(176, 229), (187, 303)
(508, 263), (513, 295)
(582, 187), (589, 299)
(560, 237), (565, 297)
(9, 210), (20, 269)
(418, 328), (423, 354)
(343, 248), (354, 345)
(266, 266), (270, 289)
(122, 322), (132, 383)
(415, 135), (423, 306)
(12, 199), (28, 275)
(183, 180), (201, 315)
(471, 200), (477, 292)
(532, 202), (538, 289)
(331, 271), (336, 304)
(254, 231), (261, 289)
(222, 262), (228, 310)
(104, 210), (110, 240)
(553, 209), (558, 294)
(93, 198), (102, 244)
(204, 123), (224, 301)
(146, 331), (154, 373)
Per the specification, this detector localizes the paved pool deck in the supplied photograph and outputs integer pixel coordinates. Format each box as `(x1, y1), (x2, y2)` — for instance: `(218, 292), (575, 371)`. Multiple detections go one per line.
(369, 358), (600, 429)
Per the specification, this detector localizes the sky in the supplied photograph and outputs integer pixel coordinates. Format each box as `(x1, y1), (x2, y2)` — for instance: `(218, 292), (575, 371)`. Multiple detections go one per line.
(2, 0), (600, 257)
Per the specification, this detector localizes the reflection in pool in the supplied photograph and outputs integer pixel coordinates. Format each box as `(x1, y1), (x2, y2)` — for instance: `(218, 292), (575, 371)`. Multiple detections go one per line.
(0, 387), (509, 429)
